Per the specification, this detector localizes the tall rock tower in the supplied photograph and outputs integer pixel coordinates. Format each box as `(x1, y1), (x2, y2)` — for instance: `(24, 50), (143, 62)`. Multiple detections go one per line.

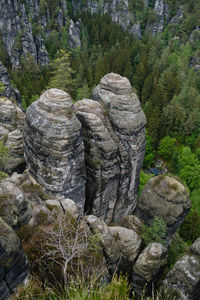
(75, 73), (146, 222)
(23, 89), (86, 211)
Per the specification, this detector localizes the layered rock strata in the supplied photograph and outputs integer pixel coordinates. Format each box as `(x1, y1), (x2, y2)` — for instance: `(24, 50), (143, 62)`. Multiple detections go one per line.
(23, 89), (86, 211)
(0, 97), (25, 173)
(85, 215), (141, 275)
(0, 217), (29, 300)
(132, 243), (167, 295)
(0, 177), (31, 229)
(136, 175), (191, 242)
(163, 238), (200, 299)
(75, 73), (146, 222)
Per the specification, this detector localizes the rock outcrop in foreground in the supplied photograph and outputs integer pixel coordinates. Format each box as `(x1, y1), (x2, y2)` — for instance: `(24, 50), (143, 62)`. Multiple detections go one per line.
(163, 238), (200, 299)
(75, 73), (146, 222)
(0, 217), (29, 300)
(23, 89), (86, 211)
(136, 175), (191, 242)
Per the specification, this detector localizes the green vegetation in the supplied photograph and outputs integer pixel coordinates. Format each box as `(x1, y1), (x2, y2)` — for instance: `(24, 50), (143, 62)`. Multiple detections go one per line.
(0, 81), (5, 94)
(141, 216), (167, 246)
(0, 141), (8, 180)
(48, 50), (75, 94)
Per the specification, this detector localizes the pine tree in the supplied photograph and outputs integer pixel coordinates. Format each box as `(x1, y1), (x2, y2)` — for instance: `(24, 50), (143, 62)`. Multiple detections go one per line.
(48, 50), (75, 94)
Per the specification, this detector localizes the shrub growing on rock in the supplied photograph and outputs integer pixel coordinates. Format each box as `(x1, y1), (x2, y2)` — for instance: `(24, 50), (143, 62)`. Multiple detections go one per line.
(141, 216), (167, 246)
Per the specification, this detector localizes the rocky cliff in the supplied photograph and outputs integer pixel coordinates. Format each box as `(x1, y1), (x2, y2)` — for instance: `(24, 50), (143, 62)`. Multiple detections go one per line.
(0, 0), (80, 70)
(23, 88), (86, 211)
(0, 72), (198, 299)
(0, 62), (21, 104)
(23, 74), (146, 221)
(75, 73), (146, 222)
(0, 97), (25, 173)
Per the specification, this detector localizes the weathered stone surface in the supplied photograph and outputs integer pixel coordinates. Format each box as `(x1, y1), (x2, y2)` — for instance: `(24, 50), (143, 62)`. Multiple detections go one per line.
(45, 199), (62, 213)
(133, 243), (166, 281)
(117, 215), (142, 235)
(85, 215), (141, 275)
(0, 177), (31, 229)
(163, 238), (200, 300)
(0, 61), (21, 104)
(60, 198), (79, 218)
(75, 99), (120, 222)
(136, 175), (191, 242)
(68, 20), (81, 49)
(132, 243), (167, 295)
(84, 215), (120, 273)
(5, 130), (25, 172)
(89, 73), (146, 222)
(23, 88), (86, 211)
(0, 217), (29, 300)
(0, 0), (49, 68)
(45, 198), (78, 218)
(0, 97), (25, 173)
(109, 226), (141, 274)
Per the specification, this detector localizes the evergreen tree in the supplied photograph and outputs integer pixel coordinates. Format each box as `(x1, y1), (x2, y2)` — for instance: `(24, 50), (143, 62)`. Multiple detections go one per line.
(48, 50), (75, 94)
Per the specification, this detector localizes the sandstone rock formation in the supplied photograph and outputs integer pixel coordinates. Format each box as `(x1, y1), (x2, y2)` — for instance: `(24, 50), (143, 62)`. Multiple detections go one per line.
(0, 0), (49, 68)
(85, 215), (142, 275)
(136, 175), (191, 242)
(0, 97), (25, 173)
(23, 89), (86, 211)
(109, 226), (141, 274)
(0, 217), (29, 300)
(0, 177), (31, 229)
(132, 243), (167, 295)
(0, 62), (21, 104)
(163, 238), (200, 300)
(75, 73), (146, 222)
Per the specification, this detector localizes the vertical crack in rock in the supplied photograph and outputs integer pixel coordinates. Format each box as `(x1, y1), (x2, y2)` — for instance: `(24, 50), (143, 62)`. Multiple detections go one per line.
(23, 88), (86, 212)
(76, 73), (146, 222)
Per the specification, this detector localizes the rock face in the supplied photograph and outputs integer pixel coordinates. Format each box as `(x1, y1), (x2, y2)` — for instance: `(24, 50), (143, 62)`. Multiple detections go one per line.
(68, 20), (81, 49)
(0, 0), (49, 68)
(109, 226), (141, 274)
(0, 0), (81, 70)
(136, 175), (191, 242)
(163, 238), (200, 300)
(75, 73), (146, 222)
(132, 243), (167, 295)
(0, 177), (31, 229)
(85, 215), (141, 275)
(0, 217), (29, 300)
(0, 61), (21, 104)
(0, 97), (25, 173)
(23, 89), (86, 211)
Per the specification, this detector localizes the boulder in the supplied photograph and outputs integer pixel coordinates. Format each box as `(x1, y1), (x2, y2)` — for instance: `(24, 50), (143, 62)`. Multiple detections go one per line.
(109, 226), (141, 274)
(132, 243), (167, 295)
(84, 215), (120, 273)
(23, 89), (86, 212)
(136, 175), (191, 242)
(75, 73), (146, 222)
(0, 217), (29, 300)
(117, 215), (142, 235)
(163, 238), (200, 300)
(85, 215), (141, 275)
(0, 177), (31, 228)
